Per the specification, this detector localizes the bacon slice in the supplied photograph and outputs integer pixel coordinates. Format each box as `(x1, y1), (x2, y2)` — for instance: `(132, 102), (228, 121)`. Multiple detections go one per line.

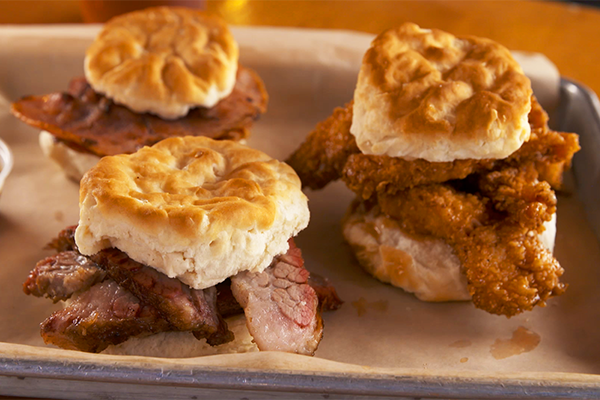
(11, 66), (268, 157)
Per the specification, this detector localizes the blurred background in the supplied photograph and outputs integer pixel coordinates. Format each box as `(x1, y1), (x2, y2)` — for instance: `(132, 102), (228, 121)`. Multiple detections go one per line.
(0, 1), (598, 25)
(0, 0), (599, 97)
(0, 0), (600, 114)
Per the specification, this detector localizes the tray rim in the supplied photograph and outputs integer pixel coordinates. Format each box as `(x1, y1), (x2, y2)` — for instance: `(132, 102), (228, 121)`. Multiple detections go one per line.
(2, 343), (600, 399)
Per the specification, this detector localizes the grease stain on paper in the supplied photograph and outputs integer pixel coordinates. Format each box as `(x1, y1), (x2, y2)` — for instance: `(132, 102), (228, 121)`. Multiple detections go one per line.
(490, 326), (540, 359)
(449, 339), (472, 348)
(351, 297), (388, 316)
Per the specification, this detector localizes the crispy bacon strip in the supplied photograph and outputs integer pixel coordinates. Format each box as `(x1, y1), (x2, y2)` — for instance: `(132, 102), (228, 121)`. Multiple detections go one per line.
(11, 66), (268, 157)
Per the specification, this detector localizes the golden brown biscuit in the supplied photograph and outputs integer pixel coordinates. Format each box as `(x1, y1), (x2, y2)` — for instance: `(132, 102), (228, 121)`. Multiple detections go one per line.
(351, 23), (533, 162)
(75, 136), (309, 289)
(85, 7), (239, 119)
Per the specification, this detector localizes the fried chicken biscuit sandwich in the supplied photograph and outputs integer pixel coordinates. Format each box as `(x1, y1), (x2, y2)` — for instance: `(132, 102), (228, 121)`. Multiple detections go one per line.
(11, 7), (268, 181)
(24, 136), (341, 356)
(287, 23), (580, 317)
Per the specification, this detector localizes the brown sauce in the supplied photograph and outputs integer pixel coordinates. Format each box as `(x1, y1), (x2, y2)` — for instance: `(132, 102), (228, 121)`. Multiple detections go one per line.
(490, 326), (541, 359)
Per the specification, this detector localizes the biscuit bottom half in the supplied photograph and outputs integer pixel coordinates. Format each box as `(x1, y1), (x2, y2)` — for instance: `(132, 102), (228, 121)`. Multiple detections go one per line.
(39, 131), (100, 182)
(342, 200), (556, 303)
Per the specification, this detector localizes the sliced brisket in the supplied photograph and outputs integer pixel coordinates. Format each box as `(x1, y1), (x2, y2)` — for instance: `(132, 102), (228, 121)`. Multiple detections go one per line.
(90, 249), (226, 336)
(28, 229), (340, 354)
(230, 240), (323, 355)
(30, 228), (234, 351)
(23, 251), (105, 302)
(216, 280), (244, 317)
(41, 280), (170, 353)
(45, 225), (78, 252)
(308, 273), (344, 312)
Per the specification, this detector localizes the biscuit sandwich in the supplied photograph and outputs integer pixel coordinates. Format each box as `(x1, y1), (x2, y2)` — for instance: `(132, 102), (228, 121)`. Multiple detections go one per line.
(24, 136), (341, 356)
(11, 7), (268, 181)
(287, 23), (580, 316)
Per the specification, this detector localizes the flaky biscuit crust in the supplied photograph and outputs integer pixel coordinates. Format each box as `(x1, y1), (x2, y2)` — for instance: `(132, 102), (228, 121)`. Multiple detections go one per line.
(85, 7), (239, 119)
(351, 23), (533, 162)
(75, 136), (309, 289)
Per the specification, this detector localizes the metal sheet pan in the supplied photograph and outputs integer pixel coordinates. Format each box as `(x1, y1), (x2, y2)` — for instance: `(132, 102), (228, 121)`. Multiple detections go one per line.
(556, 79), (600, 244)
(0, 26), (599, 399)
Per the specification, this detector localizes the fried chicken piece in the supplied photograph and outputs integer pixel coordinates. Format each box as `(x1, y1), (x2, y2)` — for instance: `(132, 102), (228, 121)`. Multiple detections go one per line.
(535, 161), (571, 191)
(477, 164), (557, 229)
(342, 154), (489, 200)
(287, 97), (579, 199)
(286, 103), (358, 190)
(376, 164), (564, 316)
(460, 223), (564, 316)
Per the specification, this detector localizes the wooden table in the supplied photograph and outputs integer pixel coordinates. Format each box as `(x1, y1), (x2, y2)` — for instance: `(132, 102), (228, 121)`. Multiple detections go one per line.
(0, 1), (598, 399)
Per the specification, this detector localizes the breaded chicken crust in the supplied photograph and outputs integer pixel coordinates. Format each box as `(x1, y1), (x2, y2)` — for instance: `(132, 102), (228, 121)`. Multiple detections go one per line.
(287, 96), (577, 316)
(377, 164), (564, 316)
(287, 97), (579, 199)
(286, 105), (359, 190)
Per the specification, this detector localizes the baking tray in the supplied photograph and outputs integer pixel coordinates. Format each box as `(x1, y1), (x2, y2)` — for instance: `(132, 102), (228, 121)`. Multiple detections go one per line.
(0, 26), (599, 399)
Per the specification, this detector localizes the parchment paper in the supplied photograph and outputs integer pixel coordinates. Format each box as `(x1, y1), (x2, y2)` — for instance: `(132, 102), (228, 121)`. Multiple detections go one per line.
(0, 25), (599, 383)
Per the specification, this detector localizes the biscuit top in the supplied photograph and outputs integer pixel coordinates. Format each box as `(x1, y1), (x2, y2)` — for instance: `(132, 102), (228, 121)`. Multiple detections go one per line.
(350, 23), (533, 162)
(75, 136), (309, 289)
(84, 7), (239, 120)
